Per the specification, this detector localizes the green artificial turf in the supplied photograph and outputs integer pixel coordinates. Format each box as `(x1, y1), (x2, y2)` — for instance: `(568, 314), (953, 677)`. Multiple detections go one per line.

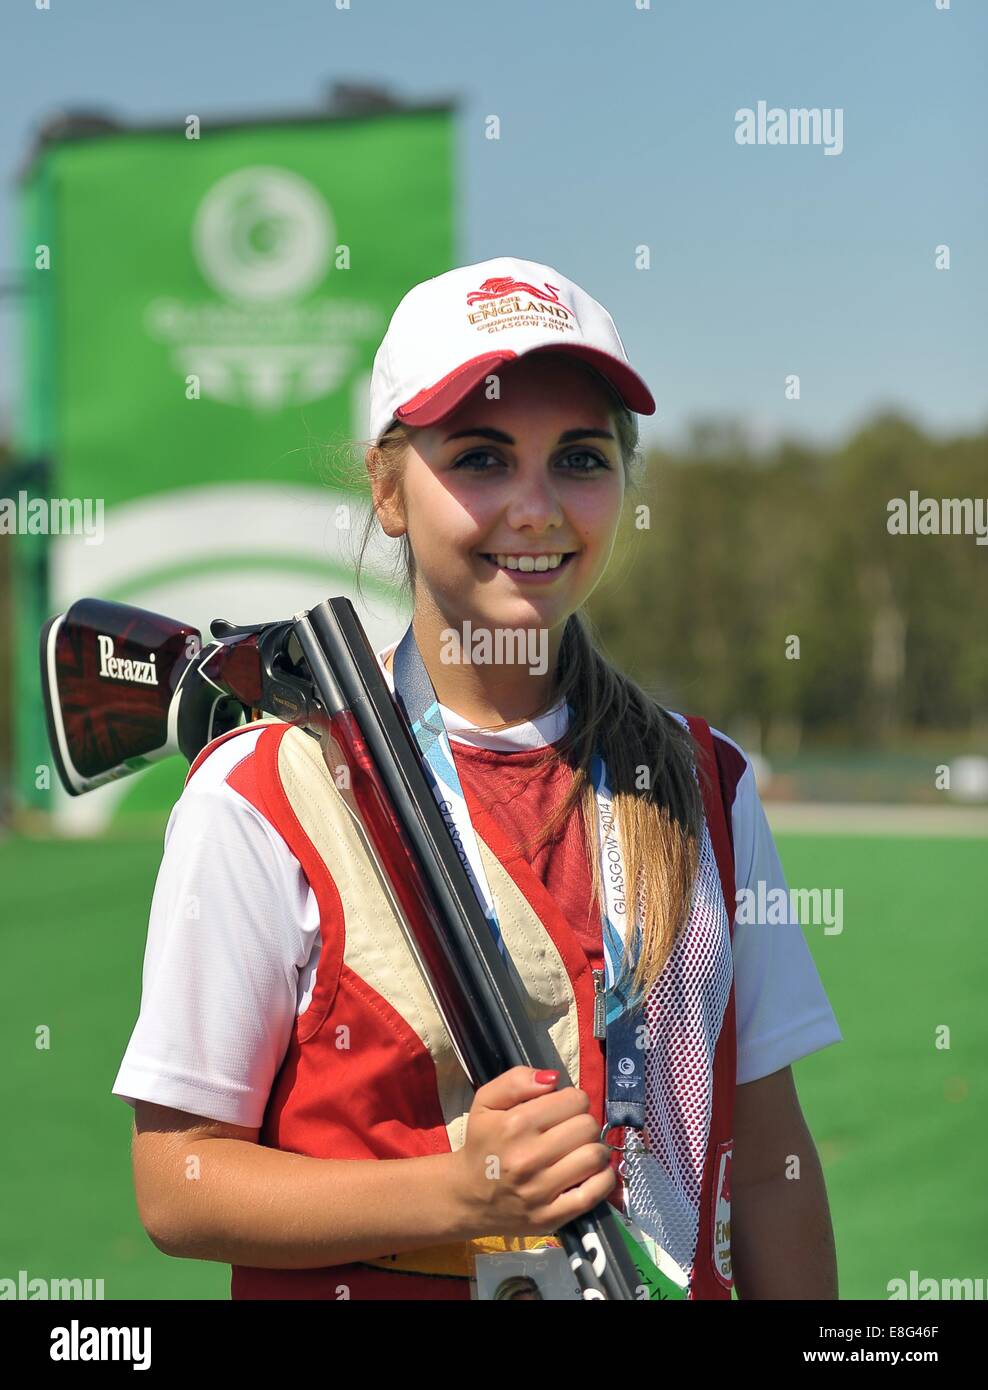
(776, 834), (987, 1299)
(0, 835), (227, 1299)
(0, 830), (984, 1299)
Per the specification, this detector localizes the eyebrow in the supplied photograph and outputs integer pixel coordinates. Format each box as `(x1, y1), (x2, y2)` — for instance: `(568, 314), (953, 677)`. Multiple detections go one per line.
(442, 426), (615, 444)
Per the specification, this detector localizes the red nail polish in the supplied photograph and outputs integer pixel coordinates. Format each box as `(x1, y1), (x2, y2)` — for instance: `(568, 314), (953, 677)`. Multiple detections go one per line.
(534, 1070), (559, 1085)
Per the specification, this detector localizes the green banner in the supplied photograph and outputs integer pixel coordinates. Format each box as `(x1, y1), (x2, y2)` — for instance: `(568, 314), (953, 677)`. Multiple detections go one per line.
(12, 107), (456, 819)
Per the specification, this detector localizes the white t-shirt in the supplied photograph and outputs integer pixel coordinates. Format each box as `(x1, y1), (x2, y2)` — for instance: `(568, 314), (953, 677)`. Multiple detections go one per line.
(112, 646), (842, 1126)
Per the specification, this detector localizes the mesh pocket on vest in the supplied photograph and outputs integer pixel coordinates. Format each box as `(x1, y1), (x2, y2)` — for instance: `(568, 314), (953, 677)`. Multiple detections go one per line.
(623, 819), (733, 1276)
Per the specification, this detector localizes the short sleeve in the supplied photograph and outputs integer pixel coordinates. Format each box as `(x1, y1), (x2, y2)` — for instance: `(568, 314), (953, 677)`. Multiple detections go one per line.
(722, 738), (843, 1084)
(111, 731), (320, 1127)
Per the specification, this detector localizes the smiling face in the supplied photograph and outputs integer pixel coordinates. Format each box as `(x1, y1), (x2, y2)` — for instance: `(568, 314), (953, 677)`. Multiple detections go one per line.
(371, 353), (628, 642)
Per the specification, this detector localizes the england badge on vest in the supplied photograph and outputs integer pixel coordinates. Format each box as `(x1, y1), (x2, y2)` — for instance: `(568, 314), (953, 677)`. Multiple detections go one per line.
(712, 1140), (734, 1290)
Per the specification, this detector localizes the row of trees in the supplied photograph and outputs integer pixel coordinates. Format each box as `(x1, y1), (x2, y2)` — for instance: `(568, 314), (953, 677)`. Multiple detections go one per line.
(590, 413), (988, 747)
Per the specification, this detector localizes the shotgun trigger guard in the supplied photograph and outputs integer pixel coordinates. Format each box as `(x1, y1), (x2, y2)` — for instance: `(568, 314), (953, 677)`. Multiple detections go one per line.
(255, 622), (319, 727)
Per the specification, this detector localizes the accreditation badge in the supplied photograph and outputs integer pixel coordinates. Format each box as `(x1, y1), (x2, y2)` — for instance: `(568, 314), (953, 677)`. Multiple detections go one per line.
(471, 1219), (690, 1301)
(472, 1241), (583, 1300)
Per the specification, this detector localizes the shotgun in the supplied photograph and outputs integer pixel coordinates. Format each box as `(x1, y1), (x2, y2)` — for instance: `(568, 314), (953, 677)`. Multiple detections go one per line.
(42, 595), (643, 1299)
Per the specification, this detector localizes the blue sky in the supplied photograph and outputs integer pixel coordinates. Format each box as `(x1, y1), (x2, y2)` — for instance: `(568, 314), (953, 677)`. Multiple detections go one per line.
(1, 0), (984, 451)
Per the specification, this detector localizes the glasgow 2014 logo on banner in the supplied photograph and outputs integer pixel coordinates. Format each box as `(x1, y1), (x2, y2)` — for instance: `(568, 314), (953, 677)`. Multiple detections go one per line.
(144, 166), (381, 412)
(193, 166), (331, 304)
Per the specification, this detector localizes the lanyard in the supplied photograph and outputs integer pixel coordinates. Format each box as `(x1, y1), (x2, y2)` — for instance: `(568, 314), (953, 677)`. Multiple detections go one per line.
(591, 754), (647, 1135)
(391, 625), (647, 1137)
(391, 626), (510, 962)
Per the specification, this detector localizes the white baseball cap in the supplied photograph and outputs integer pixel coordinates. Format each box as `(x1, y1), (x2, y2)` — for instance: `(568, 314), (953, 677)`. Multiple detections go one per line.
(368, 255), (656, 443)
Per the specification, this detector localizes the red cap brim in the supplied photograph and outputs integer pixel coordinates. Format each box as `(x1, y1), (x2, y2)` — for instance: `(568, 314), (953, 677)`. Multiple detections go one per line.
(394, 345), (655, 429)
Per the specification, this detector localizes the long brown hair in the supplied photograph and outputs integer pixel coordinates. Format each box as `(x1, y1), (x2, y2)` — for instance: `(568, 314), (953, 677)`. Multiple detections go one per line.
(332, 356), (705, 1002)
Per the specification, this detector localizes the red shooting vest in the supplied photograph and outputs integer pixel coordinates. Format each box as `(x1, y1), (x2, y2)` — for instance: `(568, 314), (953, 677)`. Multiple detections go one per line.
(184, 714), (736, 1300)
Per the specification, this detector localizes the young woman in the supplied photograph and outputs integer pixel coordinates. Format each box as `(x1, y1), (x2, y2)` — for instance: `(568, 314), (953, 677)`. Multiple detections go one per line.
(114, 256), (841, 1301)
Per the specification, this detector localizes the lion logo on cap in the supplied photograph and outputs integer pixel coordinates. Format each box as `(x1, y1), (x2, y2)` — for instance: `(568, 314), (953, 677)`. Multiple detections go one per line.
(466, 277), (563, 306)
